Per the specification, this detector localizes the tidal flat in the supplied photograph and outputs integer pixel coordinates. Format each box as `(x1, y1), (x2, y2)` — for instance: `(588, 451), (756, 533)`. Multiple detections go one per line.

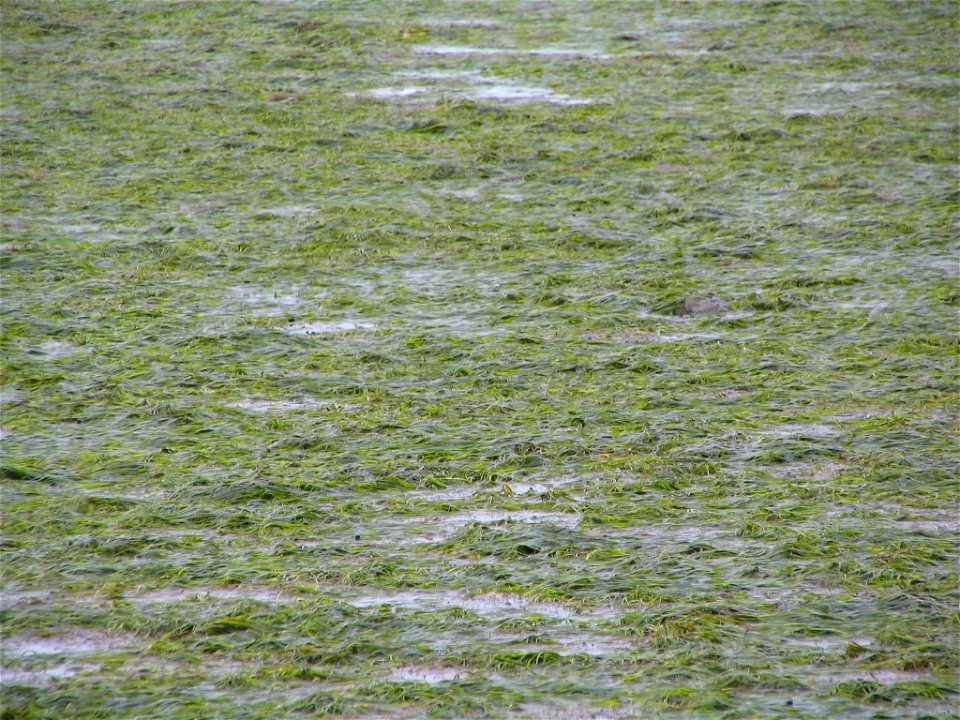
(1, 1), (957, 718)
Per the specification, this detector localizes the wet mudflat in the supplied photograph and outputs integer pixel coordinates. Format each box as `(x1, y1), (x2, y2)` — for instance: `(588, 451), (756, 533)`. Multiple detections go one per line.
(1, 1), (957, 718)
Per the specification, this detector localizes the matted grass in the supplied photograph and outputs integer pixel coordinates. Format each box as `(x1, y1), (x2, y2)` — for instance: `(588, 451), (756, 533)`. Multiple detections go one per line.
(1, 1), (957, 718)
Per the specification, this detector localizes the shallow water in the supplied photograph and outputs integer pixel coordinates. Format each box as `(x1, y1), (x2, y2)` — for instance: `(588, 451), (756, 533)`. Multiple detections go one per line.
(2, 631), (138, 658)
(125, 585), (296, 604)
(342, 589), (577, 619)
(283, 320), (375, 335)
(389, 665), (466, 683)
(226, 398), (333, 412)
(412, 45), (614, 60)
(0, 661), (100, 686)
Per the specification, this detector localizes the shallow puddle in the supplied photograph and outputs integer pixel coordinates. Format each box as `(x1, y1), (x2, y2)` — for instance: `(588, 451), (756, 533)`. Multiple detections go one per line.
(368, 86), (428, 99)
(760, 423), (840, 438)
(1, 386), (23, 405)
(0, 661), (100, 686)
(125, 585), (298, 604)
(775, 462), (848, 481)
(542, 633), (633, 657)
(467, 83), (590, 105)
(369, 79), (590, 106)
(226, 398), (335, 413)
(2, 631), (138, 658)
(506, 478), (577, 495)
(599, 522), (746, 550)
(389, 665), (466, 683)
(32, 340), (83, 359)
(406, 509), (581, 542)
(419, 18), (500, 28)
(785, 635), (874, 651)
(405, 484), (483, 501)
(812, 668), (935, 685)
(746, 583), (851, 606)
(283, 319), (375, 335)
(413, 45), (612, 59)
(342, 589), (577, 619)
(254, 205), (318, 217)
(232, 287), (302, 306)
(225, 285), (315, 317)
(649, 332), (725, 343)
(516, 700), (636, 720)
